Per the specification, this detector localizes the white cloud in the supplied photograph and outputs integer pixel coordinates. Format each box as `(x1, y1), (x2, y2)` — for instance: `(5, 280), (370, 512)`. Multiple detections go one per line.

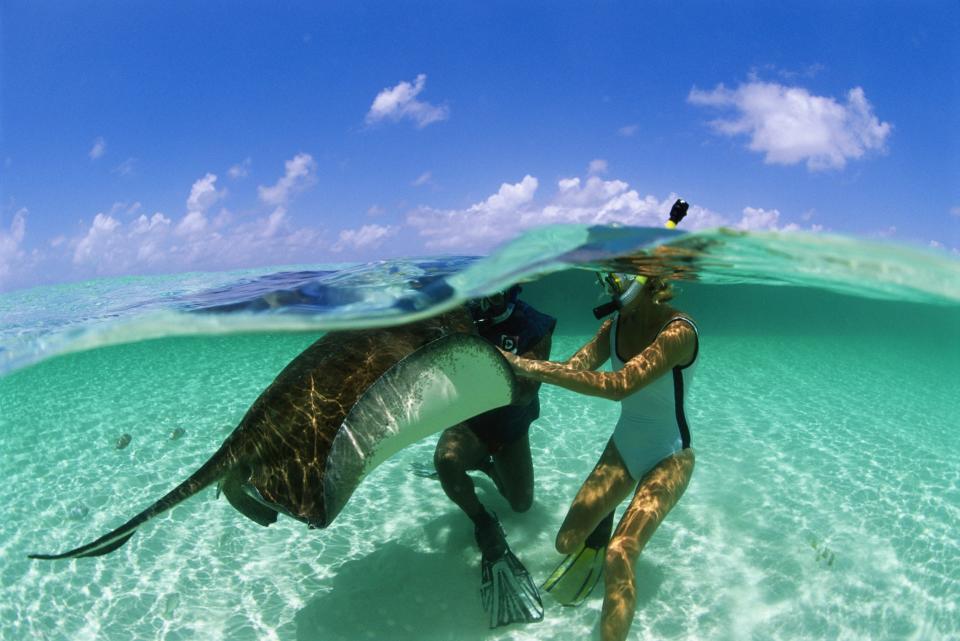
(3, 159), (336, 287)
(74, 213), (122, 264)
(618, 124), (639, 137)
(177, 173), (225, 236)
(258, 153), (316, 206)
(544, 178), (727, 229)
(262, 207), (288, 238)
(67, 204), (322, 276)
(366, 74), (449, 128)
(588, 159), (608, 175)
(367, 205), (386, 216)
(333, 224), (398, 252)
(58, 158), (329, 278)
(736, 206), (800, 232)
(688, 81), (892, 170)
(407, 175), (538, 250)
(751, 63), (825, 81)
(131, 212), (172, 235)
(412, 171), (433, 187)
(176, 210), (209, 236)
(187, 174), (226, 212)
(112, 157), (137, 176)
(186, 173), (225, 214)
(0, 208), (28, 285)
(106, 201), (142, 218)
(483, 175), (539, 211)
(130, 213), (173, 263)
(89, 137), (106, 160)
(228, 158), (252, 179)
(407, 174), (730, 251)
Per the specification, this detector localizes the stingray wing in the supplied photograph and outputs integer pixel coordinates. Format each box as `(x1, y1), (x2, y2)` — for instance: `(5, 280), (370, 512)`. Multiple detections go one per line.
(321, 333), (517, 525)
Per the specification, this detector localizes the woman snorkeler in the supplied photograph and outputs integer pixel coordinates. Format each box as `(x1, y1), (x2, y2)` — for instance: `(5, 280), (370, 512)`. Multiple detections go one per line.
(499, 271), (699, 641)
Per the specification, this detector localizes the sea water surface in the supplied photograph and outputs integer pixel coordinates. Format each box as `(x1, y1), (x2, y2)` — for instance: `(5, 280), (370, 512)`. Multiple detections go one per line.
(1, 225), (958, 641)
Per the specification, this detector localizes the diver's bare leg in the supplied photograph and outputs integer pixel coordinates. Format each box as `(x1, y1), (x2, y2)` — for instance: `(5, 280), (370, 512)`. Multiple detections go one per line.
(600, 448), (695, 641)
(490, 433), (534, 513)
(555, 439), (637, 554)
(434, 423), (493, 520)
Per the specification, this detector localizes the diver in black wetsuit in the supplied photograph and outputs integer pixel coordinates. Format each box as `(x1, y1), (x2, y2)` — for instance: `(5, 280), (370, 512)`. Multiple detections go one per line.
(427, 284), (556, 627)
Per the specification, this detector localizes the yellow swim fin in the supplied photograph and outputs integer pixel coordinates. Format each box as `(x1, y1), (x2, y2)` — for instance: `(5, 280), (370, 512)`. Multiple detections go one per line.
(542, 511), (615, 607)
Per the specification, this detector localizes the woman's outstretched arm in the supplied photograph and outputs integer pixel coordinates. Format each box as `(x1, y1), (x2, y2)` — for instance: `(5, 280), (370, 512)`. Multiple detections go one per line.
(564, 319), (613, 371)
(501, 321), (695, 401)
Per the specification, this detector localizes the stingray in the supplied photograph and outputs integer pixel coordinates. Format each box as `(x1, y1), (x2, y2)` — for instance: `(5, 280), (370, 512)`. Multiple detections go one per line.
(29, 307), (517, 560)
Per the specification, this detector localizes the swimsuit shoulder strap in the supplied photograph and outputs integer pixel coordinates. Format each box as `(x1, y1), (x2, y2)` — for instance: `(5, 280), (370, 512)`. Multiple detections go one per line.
(658, 316), (699, 369)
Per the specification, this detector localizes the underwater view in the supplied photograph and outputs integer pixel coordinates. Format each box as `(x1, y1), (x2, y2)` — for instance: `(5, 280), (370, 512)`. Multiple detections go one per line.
(1, 225), (959, 641)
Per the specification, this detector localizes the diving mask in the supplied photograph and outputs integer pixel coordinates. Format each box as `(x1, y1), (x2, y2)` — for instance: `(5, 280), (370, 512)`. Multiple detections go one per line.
(593, 272), (647, 319)
(468, 285), (521, 326)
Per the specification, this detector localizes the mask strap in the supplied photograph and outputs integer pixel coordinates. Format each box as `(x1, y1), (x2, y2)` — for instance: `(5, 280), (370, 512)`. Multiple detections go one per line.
(488, 302), (515, 324)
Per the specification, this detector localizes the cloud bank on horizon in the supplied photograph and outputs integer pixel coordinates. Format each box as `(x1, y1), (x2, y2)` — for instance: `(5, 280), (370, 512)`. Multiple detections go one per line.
(0, 73), (938, 292)
(0, 166), (820, 291)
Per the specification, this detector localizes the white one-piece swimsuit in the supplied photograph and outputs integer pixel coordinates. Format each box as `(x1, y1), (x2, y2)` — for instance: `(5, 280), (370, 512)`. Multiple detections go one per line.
(609, 314), (699, 481)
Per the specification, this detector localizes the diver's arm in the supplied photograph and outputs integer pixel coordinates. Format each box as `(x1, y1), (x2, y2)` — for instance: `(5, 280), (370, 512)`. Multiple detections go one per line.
(564, 319), (612, 371)
(503, 322), (694, 401)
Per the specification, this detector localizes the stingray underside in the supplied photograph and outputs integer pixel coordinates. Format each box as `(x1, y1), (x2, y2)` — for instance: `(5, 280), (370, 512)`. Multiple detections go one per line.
(321, 333), (518, 525)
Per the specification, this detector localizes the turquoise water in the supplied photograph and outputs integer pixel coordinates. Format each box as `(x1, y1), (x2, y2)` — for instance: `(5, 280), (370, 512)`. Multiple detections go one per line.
(1, 226), (958, 640)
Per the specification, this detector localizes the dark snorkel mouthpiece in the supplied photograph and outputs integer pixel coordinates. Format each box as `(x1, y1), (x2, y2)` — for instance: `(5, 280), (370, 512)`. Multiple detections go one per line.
(592, 299), (619, 320)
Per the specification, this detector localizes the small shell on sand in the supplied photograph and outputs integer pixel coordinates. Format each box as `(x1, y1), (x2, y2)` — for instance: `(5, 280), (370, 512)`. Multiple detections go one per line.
(115, 433), (132, 450)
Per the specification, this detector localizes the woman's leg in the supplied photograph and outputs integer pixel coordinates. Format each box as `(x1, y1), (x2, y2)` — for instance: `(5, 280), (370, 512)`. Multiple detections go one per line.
(555, 439), (637, 554)
(599, 448), (695, 641)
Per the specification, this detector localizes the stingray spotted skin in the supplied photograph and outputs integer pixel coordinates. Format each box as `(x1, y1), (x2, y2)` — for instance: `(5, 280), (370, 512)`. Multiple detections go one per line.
(30, 307), (513, 560)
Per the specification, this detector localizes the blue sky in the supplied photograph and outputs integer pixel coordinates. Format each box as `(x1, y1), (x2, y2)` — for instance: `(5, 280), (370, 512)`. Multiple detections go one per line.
(1, 2), (958, 291)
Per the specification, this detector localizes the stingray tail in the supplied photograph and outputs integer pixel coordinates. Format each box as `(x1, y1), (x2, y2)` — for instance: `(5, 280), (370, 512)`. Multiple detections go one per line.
(28, 442), (236, 560)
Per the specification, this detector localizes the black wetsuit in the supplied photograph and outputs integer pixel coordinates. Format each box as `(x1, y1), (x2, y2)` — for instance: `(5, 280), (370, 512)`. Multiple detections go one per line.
(468, 300), (556, 453)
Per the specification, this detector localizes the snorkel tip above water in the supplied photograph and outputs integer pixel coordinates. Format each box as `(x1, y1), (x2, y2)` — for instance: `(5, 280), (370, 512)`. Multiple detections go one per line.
(665, 198), (689, 230)
(592, 198), (689, 320)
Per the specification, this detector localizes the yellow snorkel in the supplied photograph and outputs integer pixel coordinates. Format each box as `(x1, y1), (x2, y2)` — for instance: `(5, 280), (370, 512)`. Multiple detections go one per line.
(592, 199), (688, 319)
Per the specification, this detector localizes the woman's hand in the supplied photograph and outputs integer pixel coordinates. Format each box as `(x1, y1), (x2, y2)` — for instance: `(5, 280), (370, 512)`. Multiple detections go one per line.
(497, 347), (533, 378)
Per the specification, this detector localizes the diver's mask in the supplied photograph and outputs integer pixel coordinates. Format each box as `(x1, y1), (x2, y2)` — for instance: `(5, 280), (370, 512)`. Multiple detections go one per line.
(468, 285), (521, 327)
(592, 272), (647, 319)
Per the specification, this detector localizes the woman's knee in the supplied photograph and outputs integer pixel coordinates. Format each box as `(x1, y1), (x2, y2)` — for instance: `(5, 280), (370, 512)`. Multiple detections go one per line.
(555, 526), (584, 555)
